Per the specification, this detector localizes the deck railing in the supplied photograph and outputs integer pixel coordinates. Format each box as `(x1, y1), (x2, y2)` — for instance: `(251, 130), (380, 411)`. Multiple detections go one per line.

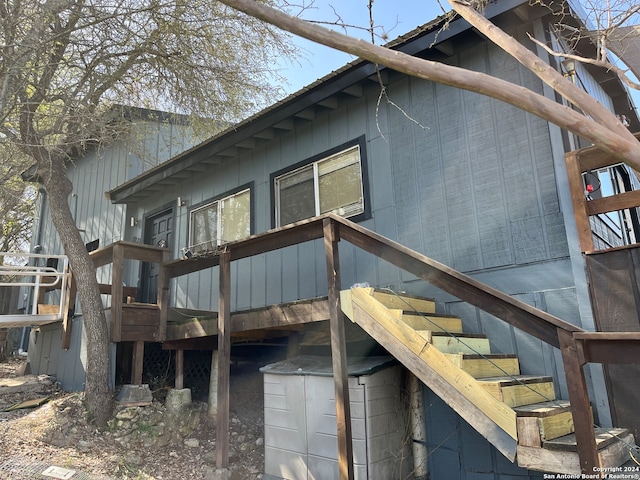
(160, 213), (640, 477)
(0, 252), (70, 325)
(89, 241), (171, 343)
(565, 132), (640, 253)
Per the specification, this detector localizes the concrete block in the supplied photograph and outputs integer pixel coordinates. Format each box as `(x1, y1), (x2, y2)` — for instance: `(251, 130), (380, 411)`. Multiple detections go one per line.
(165, 388), (192, 414)
(116, 384), (152, 406)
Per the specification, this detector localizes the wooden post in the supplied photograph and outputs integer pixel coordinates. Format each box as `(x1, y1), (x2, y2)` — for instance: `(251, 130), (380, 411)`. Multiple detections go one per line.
(208, 349), (219, 418)
(323, 218), (355, 480)
(216, 250), (232, 480)
(157, 250), (171, 341)
(175, 349), (184, 390)
(286, 332), (301, 359)
(111, 244), (124, 343)
(565, 152), (594, 253)
(558, 329), (600, 475)
(131, 340), (145, 385)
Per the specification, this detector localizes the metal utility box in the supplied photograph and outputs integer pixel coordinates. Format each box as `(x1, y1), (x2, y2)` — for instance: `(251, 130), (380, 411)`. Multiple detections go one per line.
(260, 356), (413, 480)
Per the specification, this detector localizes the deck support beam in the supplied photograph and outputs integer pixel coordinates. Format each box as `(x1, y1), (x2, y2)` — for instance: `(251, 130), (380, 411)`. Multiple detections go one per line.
(158, 250), (171, 341)
(323, 218), (354, 480)
(175, 349), (184, 390)
(215, 250), (232, 480)
(558, 329), (601, 476)
(131, 340), (144, 385)
(208, 350), (219, 417)
(111, 244), (125, 342)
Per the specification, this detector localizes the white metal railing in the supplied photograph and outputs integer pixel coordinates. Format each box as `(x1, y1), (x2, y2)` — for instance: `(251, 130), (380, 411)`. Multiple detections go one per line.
(0, 253), (69, 323)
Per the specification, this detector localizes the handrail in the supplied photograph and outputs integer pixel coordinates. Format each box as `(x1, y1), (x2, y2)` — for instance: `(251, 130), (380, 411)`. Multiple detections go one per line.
(330, 215), (584, 348)
(566, 132), (640, 253)
(162, 213), (636, 474)
(0, 252), (69, 321)
(164, 214), (582, 347)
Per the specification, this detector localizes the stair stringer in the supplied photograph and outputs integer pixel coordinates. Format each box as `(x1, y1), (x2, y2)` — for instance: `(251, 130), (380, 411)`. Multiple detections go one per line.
(341, 288), (518, 461)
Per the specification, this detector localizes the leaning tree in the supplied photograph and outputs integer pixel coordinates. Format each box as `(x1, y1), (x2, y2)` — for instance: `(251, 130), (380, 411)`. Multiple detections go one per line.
(0, 0), (295, 426)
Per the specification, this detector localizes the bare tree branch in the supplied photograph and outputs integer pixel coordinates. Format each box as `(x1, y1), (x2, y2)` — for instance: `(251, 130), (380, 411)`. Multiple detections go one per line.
(528, 33), (640, 90)
(446, 0), (638, 143)
(217, 0), (640, 170)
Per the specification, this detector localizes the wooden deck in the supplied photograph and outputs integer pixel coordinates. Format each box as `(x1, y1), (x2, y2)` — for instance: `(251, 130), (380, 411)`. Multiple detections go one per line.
(80, 213), (640, 479)
(162, 297), (330, 349)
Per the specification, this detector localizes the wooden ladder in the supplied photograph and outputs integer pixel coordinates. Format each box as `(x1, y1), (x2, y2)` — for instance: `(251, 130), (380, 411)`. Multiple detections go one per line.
(340, 287), (636, 475)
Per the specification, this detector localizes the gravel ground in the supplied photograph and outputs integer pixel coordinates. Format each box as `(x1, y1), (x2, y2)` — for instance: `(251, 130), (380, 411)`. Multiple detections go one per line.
(0, 356), (266, 480)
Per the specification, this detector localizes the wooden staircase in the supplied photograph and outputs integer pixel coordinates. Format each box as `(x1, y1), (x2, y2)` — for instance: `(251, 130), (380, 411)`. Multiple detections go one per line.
(340, 287), (636, 475)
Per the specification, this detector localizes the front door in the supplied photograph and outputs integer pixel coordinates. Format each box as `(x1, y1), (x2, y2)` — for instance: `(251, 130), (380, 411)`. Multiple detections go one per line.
(141, 208), (173, 303)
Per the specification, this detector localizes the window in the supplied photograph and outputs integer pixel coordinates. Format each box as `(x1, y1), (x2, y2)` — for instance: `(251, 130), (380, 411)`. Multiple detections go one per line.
(273, 140), (368, 227)
(189, 187), (251, 253)
(584, 167), (639, 245)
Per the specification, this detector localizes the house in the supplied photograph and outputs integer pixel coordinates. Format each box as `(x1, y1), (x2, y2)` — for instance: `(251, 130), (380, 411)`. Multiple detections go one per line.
(9, 0), (640, 478)
(2, 107), (200, 389)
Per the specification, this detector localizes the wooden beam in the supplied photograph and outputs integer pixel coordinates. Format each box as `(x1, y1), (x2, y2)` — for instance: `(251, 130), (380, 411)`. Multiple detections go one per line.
(175, 349), (184, 389)
(273, 119), (295, 131)
(435, 39), (455, 56)
(574, 332), (640, 364)
(111, 244), (124, 342)
(317, 96), (339, 109)
(565, 152), (595, 254)
(235, 138), (256, 149)
(341, 84), (363, 98)
(216, 250), (231, 478)
(557, 329), (600, 474)
(586, 190), (640, 216)
(90, 241), (166, 268)
(157, 249), (171, 341)
(97, 284), (138, 299)
(164, 217), (326, 278)
(253, 128), (274, 140)
(131, 340), (145, 385)
(165, 297), (329, 341)
(294, 108), (316, 120)
(323, 218), (354, 480)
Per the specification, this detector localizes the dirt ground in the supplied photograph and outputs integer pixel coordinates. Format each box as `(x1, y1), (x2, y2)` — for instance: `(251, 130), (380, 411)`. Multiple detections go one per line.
(0, 356), (266, 479)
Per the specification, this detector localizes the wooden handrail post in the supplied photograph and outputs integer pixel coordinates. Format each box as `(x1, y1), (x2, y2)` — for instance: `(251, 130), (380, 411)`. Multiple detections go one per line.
(557, 329), (601, 476)
(216, 249), (232, 480)
(157, 250), (171, 341)
(565, 152), (595, 253)
(111, 244), (124, 342)
(323, 218), (355, 480)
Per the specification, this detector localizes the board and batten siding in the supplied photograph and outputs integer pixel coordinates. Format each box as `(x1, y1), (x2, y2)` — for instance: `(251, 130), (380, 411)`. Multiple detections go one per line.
(145, 32), (572, 317)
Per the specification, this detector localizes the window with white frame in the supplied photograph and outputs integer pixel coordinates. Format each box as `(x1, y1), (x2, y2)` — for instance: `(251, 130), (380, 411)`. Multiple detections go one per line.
(274, 143), (366, 227)
(189, 187), (251, 253)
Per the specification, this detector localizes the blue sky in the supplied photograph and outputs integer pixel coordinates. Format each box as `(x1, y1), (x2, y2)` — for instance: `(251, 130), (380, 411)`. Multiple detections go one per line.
(278, 1), (445, 94)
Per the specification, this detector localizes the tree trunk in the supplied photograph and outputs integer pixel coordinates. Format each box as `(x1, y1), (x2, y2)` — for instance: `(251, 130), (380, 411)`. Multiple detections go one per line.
(40, 155), (112, 427)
